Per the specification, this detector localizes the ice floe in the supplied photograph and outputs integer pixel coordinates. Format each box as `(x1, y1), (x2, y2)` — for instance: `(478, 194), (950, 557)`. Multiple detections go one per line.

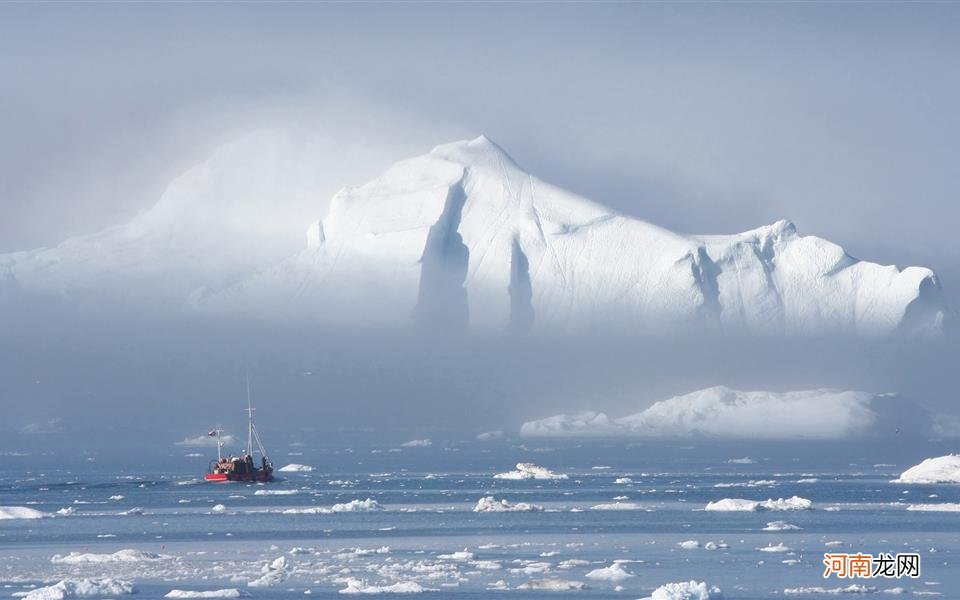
(254, 489), (299, 495)
(338, 579), (435, 594)
(516, 578), (585, 591)
(591, 501), (643, 510)
(164, 591), (240, 599)
(473, 497), (543, 512)
(585, 562), (634, 581)
(16, 579), (134, 600)
(641, 580), (723, 599)
(906, 503), (960, 512)
(51, 549), (167, 563)
(763, 521), (801, 531)
(704, 496), (812, 512)
(494, 463), (567, 480)
(895, 455), (960, 484)
(0, 506), (47, 520)
(399, 439), (432, 448)
(278, 464), (314, 472)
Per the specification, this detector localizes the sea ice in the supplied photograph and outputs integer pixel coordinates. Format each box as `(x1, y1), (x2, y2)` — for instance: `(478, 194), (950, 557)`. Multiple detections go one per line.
(704, 496), (812, 512)
(164, 591), (240, 599)
(51, 549), (166, 563)
(494, 463), (568, 480)
(17, 579), (134, 600)
(278, 464), (314, 472)
(585, 562), (634, 582)
(642, 580), (723, 600)
(473, 497), (543, 512)
(0, 506), (47, 520)
(895, 455), (960, 484)
(516, 579), (585, 591)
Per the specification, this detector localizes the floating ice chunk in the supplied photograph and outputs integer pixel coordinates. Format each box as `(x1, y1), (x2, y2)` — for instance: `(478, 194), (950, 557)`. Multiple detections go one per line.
(248, 556), (287, 587)
(119, 507), (144, 515)
(906, 503), (960, 512)
(517, 579), (585, 591)
(642, 580), (723, 600)
(0, 506), (47, 520)
(678, 540), (701, 549)
(473, 497), (543, 512)
(278, 464), (314, 472)
(704, 496), (812, 512)
(281, 498), (381, 514)
(763, 521), (801, 531)
(758, 543), (792, 553)
(784, 585), (876, 594)
(254, 489), (299, 495)
(895, 455), (960, 484)
(51, 549), (166, 563)
(164, 591), (240, 599)
(585, 562), (634, 582)
(614, 477), (633, 484)
(437, 549), (474, 561)
(55, 507), (75, 516)
(338, 579), (435, 594)
(494, 463), (568, 480)
(211, 504), (227, 514)
(399, 439), (431, 448)
(727, 457), (755, 464)
(591, 501), (643, 511)
(108, 495), (124, 501)
(18, 579), (135, 600)
(476, 430), (503, 441)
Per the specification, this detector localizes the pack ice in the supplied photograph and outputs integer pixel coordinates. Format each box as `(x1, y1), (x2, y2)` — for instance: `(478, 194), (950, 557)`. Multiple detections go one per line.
(520, 386), (941, 440)
(1, 133), (943, 337)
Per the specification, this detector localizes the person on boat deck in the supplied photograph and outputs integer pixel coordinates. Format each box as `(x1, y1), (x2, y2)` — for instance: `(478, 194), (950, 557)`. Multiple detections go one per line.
(261, 456), (268, 471)
(245, 454), (254, 472)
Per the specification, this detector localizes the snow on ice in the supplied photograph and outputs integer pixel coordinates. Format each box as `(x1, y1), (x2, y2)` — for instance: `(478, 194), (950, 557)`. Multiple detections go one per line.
(494, 463), (568, 480)
(641, 580), (724, 600)
(895, 455), (960, 484)
(704, 497), (812, 512)
(521, 387), (940, 440)
(473, 497), (543, 512)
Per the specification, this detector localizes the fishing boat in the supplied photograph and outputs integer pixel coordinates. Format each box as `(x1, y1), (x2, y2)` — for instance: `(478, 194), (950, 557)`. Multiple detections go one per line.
(204, 380), (274, 482)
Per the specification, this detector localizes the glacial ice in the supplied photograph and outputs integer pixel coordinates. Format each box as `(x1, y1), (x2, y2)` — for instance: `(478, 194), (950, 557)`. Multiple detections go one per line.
(16, 579), (134, 600)
(0, 506), (47, 520)
(521, 386), (937, 440)
(705, 497), (812, 512)
(642, 581), (723, 600)
(895, 455), (960, 484)
(493, 463), (568, 480)
(473, 497), (543, 513)
(278, 464), (314, 472)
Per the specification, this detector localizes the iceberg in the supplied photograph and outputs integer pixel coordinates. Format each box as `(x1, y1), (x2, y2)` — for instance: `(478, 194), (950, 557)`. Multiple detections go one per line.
(521, 386), (939, 440)
(0, 506), (47, 520)
(642, 581), (723, 600)
(6, 133), (929, 337)
(895, 455), (960, 484)
(705, 496), (812, 512)
(277, 464), (314, 472)
(585, 562), (634, 582)
(494, 463), (568, 480)
(473, 497), (543, 513)
(17, 579), (134, 600)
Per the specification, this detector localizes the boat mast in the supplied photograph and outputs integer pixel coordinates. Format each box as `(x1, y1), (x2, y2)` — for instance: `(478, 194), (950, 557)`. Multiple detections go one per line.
(245, 373), (254, 457)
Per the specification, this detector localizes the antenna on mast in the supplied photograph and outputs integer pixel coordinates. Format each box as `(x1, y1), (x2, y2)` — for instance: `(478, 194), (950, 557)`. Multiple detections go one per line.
(246, 372), (254, 457)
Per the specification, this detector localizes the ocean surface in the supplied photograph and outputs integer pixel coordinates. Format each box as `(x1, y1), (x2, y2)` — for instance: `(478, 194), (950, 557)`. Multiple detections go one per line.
(1, 435), (958, 599)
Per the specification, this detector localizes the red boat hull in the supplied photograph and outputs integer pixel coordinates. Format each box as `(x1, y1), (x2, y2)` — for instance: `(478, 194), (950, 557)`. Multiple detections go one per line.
(204, 470), (273, 483)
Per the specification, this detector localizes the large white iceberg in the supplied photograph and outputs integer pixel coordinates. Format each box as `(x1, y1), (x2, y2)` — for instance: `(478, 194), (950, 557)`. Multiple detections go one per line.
(6, 133), (940, 338)
(895, 455), (960, 484)
(521, 386), (939, 440)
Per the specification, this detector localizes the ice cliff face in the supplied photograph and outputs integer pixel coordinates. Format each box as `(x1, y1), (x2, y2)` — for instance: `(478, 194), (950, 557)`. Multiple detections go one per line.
(198, 136), (945, 336)
(0, 134), (946, 335)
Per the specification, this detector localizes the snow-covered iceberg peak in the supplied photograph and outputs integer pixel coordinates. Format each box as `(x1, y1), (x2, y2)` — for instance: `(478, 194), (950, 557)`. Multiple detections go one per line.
(521, 386), (942, 441)
(203, 135), (945, 337)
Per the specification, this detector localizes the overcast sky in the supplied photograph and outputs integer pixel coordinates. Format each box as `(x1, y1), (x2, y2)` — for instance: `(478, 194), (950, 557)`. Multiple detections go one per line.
(2, 3), (958, 296)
